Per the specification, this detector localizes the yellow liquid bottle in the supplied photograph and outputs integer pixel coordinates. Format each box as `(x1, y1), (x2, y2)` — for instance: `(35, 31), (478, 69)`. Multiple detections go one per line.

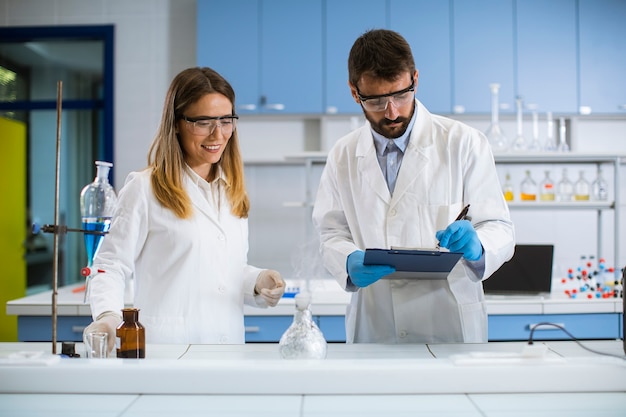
(503, 173), (514, 201)
(520, 170), (537, 201)
(574, 170), (590, 201)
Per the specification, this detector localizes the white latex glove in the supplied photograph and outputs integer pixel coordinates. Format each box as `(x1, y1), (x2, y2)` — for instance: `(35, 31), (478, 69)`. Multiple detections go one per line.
(254, 269), (285, 307)
(83, 311), (121, 356)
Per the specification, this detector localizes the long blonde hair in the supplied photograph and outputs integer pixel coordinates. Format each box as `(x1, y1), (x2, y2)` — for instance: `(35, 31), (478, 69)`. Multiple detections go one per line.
(147, 67), (249, 219)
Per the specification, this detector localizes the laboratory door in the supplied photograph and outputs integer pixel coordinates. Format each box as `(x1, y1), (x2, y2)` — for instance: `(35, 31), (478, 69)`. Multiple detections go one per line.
(0, 25), (114, 299)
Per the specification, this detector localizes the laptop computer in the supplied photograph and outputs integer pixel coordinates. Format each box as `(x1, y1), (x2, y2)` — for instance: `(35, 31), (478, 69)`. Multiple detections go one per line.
(483, 244), (554, 295)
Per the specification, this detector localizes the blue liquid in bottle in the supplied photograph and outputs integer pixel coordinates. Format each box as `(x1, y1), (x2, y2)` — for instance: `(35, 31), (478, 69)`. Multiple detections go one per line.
(82, 217), (111, 267)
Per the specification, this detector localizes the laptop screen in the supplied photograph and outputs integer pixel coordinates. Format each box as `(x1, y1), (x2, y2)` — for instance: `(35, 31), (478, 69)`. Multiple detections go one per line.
(483, 244), (554, 294)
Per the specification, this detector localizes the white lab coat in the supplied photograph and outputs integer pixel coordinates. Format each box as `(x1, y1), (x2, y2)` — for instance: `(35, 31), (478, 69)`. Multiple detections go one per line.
(312, 100), (515, 343)
(89, 168), (266, 344)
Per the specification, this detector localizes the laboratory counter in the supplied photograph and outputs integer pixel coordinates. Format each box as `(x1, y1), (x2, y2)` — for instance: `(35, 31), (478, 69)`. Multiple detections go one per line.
(6, 282), (624, 342)
(0, 341), (625, 416)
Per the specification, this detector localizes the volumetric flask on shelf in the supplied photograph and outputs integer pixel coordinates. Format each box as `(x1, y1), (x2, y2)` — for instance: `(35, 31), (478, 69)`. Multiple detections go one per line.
(557, 117), (570, 152)
(510, 96), (527, 152)
(484, 83), (508, 153)
(544, 111), (557, 151)
(527, 109), (542, 152)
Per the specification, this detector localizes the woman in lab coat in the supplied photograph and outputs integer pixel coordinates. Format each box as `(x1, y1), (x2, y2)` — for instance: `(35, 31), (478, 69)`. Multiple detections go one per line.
(312, 29), (515, 344)
(84, 67), (285, 350)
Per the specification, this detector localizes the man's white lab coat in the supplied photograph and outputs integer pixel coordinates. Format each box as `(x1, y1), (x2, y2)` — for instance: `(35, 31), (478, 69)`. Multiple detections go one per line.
(313, 100), (515, 343)
(89, 168), (265, 344)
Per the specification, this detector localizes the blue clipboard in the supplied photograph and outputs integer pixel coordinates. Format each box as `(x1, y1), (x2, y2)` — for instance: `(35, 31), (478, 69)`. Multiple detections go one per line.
(363, 248), (463, 279)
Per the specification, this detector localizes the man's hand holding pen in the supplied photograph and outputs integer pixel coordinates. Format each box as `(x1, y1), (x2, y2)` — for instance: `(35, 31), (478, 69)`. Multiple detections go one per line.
(436, 204), (483, 261)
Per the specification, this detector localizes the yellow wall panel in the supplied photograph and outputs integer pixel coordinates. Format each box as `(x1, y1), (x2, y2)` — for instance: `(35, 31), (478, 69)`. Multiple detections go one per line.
(0, 117), (27, 341)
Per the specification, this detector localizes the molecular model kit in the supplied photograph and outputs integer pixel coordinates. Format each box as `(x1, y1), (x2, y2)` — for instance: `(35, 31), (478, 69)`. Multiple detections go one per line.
(559, 255), (623, 299)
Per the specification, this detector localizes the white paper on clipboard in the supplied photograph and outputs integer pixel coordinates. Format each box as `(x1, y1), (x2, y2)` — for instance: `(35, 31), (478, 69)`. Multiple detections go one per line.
(363, 248), (463, 279)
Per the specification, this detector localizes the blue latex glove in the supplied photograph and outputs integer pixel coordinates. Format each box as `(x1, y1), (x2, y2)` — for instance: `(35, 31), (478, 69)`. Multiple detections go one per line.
(435, 220), (483, 261)
(346, 250), (396, 288)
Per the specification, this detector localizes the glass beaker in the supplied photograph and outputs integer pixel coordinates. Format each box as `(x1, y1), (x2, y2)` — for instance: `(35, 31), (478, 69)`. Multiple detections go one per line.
(484, 83), (508, 153)
(574, 170), (590, 201)
(502, 172), (514, 202)
(520, 170), (537, 201)
(539, 171), (555, 201)
(557, 168), (574, 202)
(510, 96), (527, 152)
(592, 167), (608, 201)
(278, 292), (327, 359)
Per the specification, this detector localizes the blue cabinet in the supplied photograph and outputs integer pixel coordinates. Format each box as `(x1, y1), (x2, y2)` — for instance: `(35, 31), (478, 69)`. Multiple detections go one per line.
(197, 0), (323, 114)
(452, 0), (515, 114)
(197, 0), (259, 113)
(390, 0), (451, 114)
(578, 0), (626, 114)
(244, 315), (346, 343)
(488, 313), (621, 342)
(17, 316), (91, 342)
(324, 0), (387, 114)
(516, 0), (577, 114)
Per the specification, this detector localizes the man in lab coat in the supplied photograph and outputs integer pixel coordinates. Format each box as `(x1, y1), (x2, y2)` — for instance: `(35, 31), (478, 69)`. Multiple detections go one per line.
(312, 29), (515, 343)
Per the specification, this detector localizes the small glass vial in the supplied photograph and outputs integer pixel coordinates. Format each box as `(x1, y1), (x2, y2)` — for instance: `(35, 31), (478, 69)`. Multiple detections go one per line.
(539, 171), (555, 201)
(116, 308), (145, 358)
(591, 167), (608, 201)
(574, 170), (590, 201)
(502, 172), (514, 202)
(520, 170), (537, 201)
(557, 168), (574, 202)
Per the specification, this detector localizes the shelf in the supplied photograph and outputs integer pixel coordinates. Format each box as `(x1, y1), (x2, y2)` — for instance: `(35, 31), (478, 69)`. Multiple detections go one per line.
(508, 201), (614, 210)
(494, 153), (622, 164)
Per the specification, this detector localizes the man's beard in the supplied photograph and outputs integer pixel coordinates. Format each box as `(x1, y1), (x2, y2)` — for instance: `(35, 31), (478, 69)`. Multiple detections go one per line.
(364, 103), (415, 139)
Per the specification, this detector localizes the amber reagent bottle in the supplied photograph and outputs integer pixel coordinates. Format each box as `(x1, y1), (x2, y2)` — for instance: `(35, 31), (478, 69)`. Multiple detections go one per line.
(116, 308), (145, 358)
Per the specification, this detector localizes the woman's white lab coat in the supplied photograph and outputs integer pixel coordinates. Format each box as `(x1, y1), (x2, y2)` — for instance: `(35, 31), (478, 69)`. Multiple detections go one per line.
(312, 100), (515, 343)
(89, 168), (265, 344)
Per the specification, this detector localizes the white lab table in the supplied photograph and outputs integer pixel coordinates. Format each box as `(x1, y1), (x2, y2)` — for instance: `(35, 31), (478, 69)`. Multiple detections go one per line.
(0, 341), (625, 416)
(6, 282), (624, 342)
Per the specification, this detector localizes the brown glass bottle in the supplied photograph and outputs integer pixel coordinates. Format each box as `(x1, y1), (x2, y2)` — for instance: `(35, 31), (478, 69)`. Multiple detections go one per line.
(116, 308), (145, 358)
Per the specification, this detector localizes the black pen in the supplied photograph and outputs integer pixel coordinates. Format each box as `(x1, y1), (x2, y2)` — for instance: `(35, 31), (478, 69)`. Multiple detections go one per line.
(455, 204), (471, 221)
(436, 204), (471, 249)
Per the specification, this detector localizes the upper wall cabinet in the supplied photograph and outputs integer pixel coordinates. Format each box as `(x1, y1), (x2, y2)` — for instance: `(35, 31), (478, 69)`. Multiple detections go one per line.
(197, 0), (323, 114)
(390, 0), (451, 114)
(516, 0), (577, 114)
(578, 0), (626, 115)
(324, 0), (387, 114)
(452, 0), (515, 114)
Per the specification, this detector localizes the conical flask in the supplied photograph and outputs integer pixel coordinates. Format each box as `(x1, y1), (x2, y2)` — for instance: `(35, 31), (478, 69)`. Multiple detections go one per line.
(484, 83), (508, 153)
(278, 292), (327, 359)
(80, 161), (117, 267)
